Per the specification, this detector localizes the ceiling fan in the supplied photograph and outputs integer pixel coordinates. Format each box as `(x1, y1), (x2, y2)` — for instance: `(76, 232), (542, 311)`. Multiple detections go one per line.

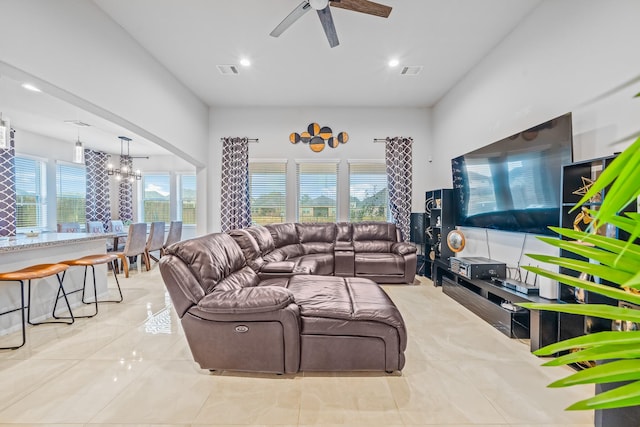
(270, 0), (392, 48)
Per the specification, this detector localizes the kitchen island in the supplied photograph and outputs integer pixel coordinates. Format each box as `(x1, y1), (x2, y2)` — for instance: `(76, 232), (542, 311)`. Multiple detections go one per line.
(0, 232), (112, 337)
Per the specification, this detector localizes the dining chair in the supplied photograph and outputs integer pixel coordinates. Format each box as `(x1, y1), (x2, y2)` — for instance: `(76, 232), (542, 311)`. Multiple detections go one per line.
(144, 221), (165, 267)
(113, 223), (148, 278)
(87, 220), (115, 251)
(57, 222), (81, 233)
(108, 219), (128, 248)
(161, 221), (183, 256)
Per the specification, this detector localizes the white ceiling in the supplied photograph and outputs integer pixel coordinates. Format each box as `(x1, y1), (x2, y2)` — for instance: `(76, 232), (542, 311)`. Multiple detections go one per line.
(0, 0), (541, 154)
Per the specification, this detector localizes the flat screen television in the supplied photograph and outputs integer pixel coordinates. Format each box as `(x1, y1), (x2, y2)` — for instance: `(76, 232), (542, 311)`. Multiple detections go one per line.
(451, 113), (573, 236)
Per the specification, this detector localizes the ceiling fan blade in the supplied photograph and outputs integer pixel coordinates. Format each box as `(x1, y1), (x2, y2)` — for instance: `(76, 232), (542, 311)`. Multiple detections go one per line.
(317, 6), (339, 48)
(330, 0), (392, 18)
(270, 1), (312, 37)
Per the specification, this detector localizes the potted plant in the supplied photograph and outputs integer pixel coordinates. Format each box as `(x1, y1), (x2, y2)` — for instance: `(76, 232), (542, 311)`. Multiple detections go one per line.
(518, 129), (640, 420)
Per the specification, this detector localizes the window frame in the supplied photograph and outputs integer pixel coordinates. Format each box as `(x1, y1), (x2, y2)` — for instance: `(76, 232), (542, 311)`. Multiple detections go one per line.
(348, 160), (389, 222)
(177, 173), (196, 225)
(296, 160), (339, 223)
(56, 160), (86, 229)
(14, 154), (48, 231)
(249, 160), (287, 226)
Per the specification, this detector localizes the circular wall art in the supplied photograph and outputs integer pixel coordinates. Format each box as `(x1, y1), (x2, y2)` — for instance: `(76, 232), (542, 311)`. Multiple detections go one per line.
(291, 123), (348, 152)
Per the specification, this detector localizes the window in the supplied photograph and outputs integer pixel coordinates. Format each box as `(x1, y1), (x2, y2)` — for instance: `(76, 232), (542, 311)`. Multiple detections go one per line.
(178, 174), (196, 225)
(297, 162), (338, 223)
(56, 162), (86, 226)
(349, 162), (388, 222)
(15, 156), (47, 230)
(249, 162), (286, 225)
(143, 174), (170, 222)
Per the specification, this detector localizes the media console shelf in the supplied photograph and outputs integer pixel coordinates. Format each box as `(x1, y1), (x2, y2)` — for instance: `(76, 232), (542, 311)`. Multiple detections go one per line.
(433, 262), (558, 352)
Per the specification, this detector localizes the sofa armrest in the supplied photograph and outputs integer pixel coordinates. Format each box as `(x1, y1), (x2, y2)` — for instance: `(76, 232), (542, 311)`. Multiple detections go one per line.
(197, 286), (295, 314)
(391, 242), (417, 256)
(260, 261), (297, 273)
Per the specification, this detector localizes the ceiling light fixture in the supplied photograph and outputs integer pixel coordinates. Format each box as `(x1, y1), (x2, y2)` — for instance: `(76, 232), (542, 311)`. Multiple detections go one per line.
(107, 136), (142, 183)
(21, 83), (42, 92)
(240, 58), (251, 67)
(309, 0), (329, 10)
(388, 59), (399, 67)
(73, 132), (85, 164)
(0, 114), (9, 150)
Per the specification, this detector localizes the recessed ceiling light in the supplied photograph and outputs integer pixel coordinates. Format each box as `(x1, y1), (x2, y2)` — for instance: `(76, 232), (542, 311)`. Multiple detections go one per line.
(21, 83), (42, 92)
(64, 120), (92, 127)
(388, 59), (399, 67)
(240, 58), (251, 67)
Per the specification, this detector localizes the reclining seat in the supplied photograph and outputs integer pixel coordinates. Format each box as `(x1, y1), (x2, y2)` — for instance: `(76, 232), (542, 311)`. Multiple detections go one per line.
(159, 233), (302, 373)
(352, 222), (417, 284)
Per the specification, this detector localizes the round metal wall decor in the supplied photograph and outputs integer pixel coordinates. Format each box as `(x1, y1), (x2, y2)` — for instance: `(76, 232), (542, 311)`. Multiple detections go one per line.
(290, 123), (348, 152)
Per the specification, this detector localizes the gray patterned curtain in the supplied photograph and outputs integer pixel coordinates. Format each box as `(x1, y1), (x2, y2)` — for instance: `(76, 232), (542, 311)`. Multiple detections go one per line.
(0, 127), (17, 237)
(118, 156), (134, 223)
(85, 149), (111, 231)
(220, 137), (251, 232)
(385, 137), (413, 242)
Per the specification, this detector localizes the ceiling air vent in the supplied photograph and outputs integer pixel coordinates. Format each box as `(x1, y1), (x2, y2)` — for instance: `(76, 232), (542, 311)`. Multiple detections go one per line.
(400, 66), (423, 76)
(217, 64), (239, 75)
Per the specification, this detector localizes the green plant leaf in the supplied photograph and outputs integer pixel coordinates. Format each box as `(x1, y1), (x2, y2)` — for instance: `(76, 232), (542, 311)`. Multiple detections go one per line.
(549, 360), (640, 387)
(542, 344), (640, 366)
(549, 226), (640, 259)
(517, 303), (640, 322)
(566, 380), (640, 410)
(529, 331), (640, 356)
(572, 136), (640, 215)
(518, 268), (640, 306)
(525, 254), (633, 284)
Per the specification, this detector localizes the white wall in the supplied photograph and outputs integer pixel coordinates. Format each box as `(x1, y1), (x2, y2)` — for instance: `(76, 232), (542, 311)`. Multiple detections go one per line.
(208, 107), (431, 232)
(430, 0), (640, 298)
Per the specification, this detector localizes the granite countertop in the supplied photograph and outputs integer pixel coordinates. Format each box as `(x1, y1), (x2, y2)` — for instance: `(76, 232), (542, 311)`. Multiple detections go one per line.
(0, 232), (114, 253)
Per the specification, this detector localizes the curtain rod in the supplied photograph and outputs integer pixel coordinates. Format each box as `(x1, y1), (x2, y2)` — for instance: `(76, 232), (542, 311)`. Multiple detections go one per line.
(373, 138), (387, 143)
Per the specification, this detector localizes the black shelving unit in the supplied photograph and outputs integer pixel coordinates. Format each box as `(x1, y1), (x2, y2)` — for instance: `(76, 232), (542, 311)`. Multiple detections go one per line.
(558, 154), (634, 350)
(425, 188), (455, 281)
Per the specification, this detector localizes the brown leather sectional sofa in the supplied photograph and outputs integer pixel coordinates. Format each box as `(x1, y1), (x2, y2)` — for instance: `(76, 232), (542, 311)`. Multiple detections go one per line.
(231, 222), (417, 284)
(159, 222), (412, 374)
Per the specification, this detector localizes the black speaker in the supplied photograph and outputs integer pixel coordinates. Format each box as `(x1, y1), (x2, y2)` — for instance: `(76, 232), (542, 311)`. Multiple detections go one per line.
(410, 212), (426, 245)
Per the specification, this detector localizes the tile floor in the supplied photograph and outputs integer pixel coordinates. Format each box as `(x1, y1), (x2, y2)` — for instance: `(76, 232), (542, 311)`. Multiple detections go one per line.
(0, 264), (594, 426)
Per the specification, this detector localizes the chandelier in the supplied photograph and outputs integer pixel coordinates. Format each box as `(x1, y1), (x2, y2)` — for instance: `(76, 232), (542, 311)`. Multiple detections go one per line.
(107, 136), (142, 182)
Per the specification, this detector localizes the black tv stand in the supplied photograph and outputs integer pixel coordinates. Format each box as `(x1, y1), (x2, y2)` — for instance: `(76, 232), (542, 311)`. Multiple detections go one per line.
(432, 262), (558, 352)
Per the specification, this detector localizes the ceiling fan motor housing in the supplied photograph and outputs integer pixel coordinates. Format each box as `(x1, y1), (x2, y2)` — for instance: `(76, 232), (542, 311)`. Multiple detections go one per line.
(309, 0), (329, 10)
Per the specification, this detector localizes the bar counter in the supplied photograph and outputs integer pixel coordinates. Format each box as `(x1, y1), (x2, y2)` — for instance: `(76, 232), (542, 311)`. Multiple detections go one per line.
(0, 233), (112, 338)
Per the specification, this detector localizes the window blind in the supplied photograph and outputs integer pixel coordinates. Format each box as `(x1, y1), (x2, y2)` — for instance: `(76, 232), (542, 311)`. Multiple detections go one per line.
(15, 156), (46, 229)
(179, 174), (196, 225)
(297, 162), (338, 223)
(349, 162), (388, 222)
(249, 162), (286, 225)
(56, 162), (86, 226)
(143, 174), (170, 222)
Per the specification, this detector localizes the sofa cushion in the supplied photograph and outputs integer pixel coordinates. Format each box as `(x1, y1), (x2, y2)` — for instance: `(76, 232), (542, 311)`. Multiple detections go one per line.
(293, 254), (334, 276)
(265, 244), (304, 262)
(336, 222), (353, 242)
(228, 229), (265, 271)
(352, 222), (397, 242)
(266, 223), (299, 248)
(296, 223), (336, 243)
(287, 275), (405, 330)
(164, 232), (247, 294)
(246, 225), (275, 254)
(214, 266), (260, 291)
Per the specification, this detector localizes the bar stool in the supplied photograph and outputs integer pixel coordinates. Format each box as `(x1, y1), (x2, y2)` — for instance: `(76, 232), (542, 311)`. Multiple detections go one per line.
(0, 263), (73, 350)
(57, 253), (123, 319)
